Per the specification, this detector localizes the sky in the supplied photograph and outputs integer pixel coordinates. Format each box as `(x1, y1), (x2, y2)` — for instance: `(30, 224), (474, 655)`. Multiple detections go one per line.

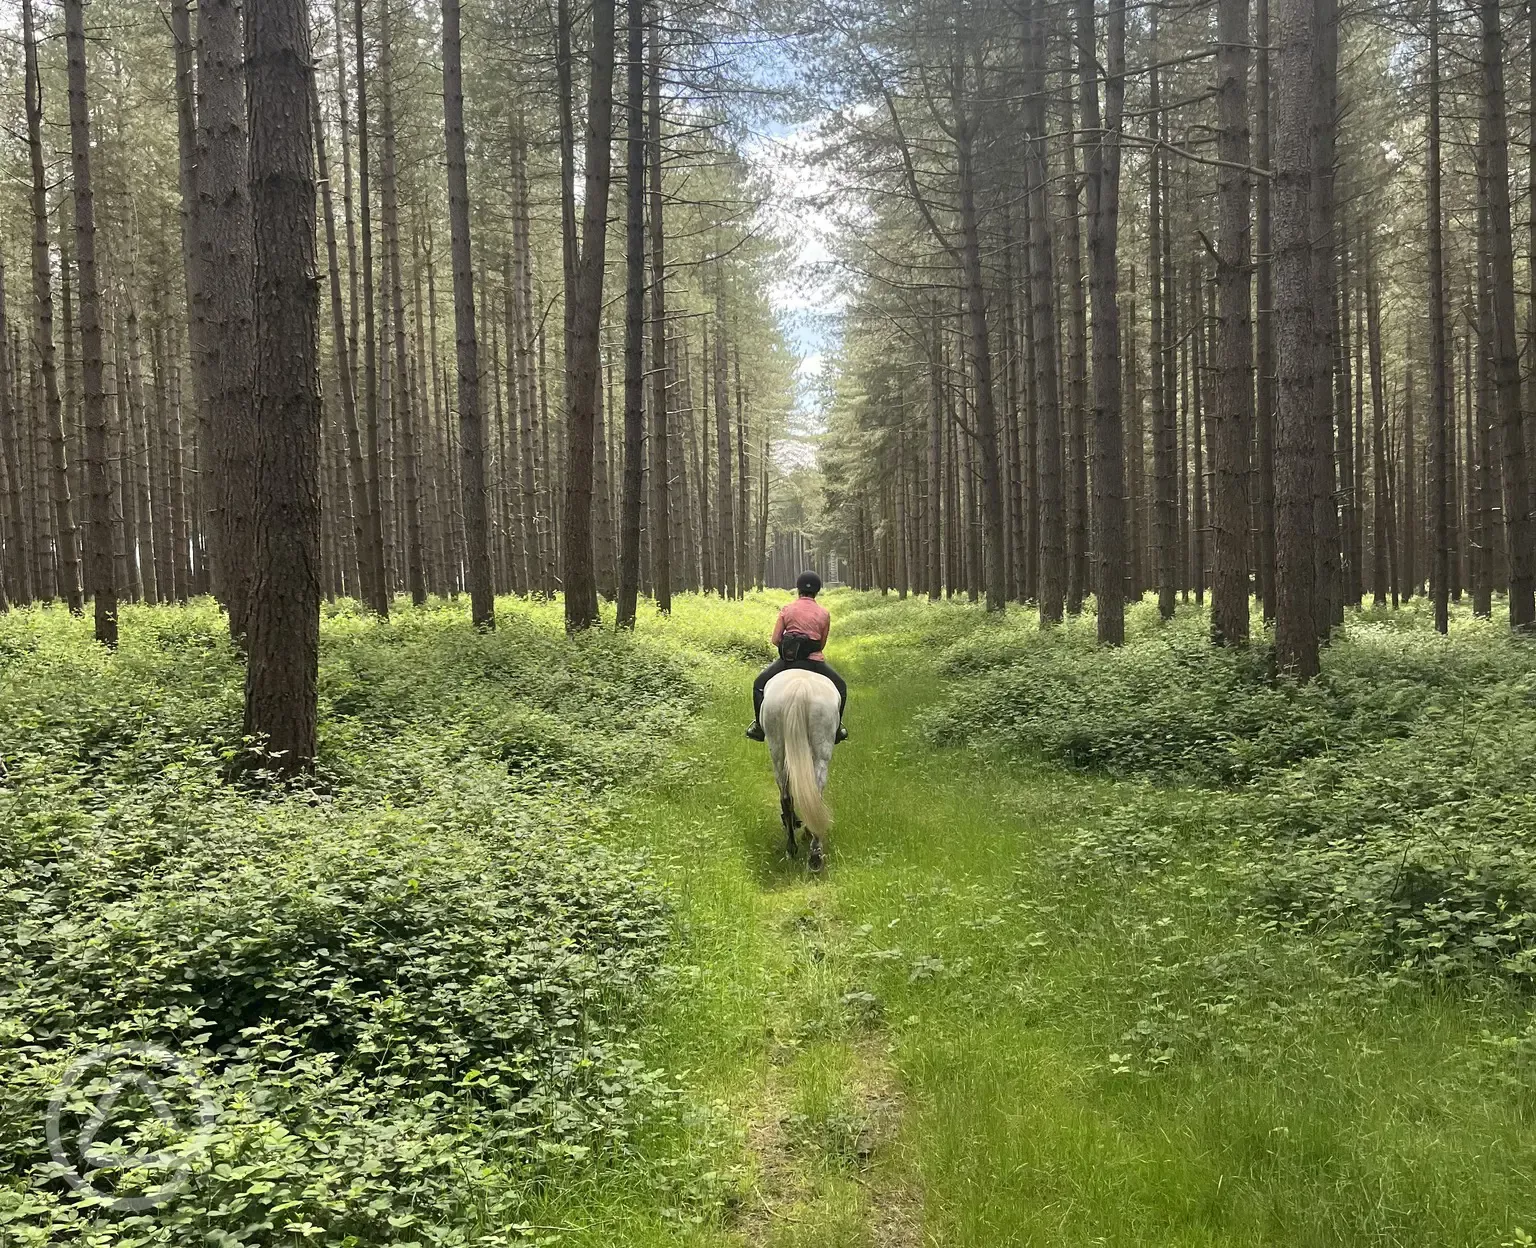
(744, 117), (847, 443)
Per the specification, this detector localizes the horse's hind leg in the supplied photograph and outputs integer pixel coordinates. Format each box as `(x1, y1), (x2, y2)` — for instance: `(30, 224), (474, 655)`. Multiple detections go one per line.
(781, 794), (798, 856)
(808, 834), (824, 873)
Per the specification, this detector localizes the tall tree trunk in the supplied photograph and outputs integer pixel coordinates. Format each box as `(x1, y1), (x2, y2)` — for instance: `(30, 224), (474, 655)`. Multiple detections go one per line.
(63, 0), (113, 644)
(0, 262), (30, 606)
(199, 0), (255, 635)
(1024, 12), (1062, 622)
(1367, 239), (1390, 606)
(1084, 0), (1125, 642)
(1481, 0), (1535, 628)
(1310, 0), (1341, 637)
(561, 0), (617, 631)
(1063, 91), (1089, 616)
(1273, 0), (1320, 675)
(442, 0), (494, 628)
(647, 12), (672, 612)
(1428, 0), (1450, 634)
(170, 0), (205, 598)
(617, 0), (647, 627)
(1211, 0), (1253, 644)
(1149, 16), (1176, 623)
(24, 0), (83, 614)
(354, 0), (389, 616)
(1255, 0), (1276, 619)
(313, 72), (369, 604)
(713, 276), (736, 598)
(244, 0), (319, 770)
(125, 290), (158, 603)
(379, 1), (420, 608)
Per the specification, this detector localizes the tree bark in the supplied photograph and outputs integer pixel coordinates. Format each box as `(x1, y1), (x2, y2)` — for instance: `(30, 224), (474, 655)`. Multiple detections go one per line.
(560, 0), (618, 629)
(617, 0), (647, 626)
(243, 0), (320, 771)
(0, 261), (29, 605)
(354, 0), (389, 616)
(1480, 0), (1535, 628)
(442, 0), (494, 629)
(25, 0), (84, 614)
(713, 276), (736, 598)
(1273, 0), (1319, 675)
(647, 12), (672, 612)
(1084, 0), (1126, 644)
(1428, 0), (1450, 634)
(1211, 0), (1253, 645)
(63, 0), (114, 644)
(1025, 10), (1062, 623)
(1255, 0), (1277, 620)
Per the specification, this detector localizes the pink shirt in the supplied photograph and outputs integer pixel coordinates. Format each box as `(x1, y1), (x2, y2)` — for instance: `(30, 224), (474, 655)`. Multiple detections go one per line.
(772, 597), (831, 662)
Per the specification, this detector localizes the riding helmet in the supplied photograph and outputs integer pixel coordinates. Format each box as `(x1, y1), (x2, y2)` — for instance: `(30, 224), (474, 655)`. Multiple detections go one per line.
(796, 570), (822, 597)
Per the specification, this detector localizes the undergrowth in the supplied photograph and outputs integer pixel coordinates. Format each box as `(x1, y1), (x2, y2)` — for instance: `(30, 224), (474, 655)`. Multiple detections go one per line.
(0, 596), (695, 1247)
(920, 596), (1536, 987)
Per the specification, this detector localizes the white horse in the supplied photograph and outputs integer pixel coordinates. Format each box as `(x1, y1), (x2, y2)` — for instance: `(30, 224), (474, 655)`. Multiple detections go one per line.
(761, 667), (840, 871)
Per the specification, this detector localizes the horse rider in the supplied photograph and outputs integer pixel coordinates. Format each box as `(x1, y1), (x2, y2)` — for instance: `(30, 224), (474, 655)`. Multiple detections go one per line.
(745, 570), (848, 744)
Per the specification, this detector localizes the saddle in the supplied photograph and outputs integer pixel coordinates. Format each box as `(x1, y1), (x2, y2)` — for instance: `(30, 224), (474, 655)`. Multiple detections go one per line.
(778, 631), (820, 663)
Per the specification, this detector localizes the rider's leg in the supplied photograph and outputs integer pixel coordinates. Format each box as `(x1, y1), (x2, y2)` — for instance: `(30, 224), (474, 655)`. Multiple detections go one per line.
(746, 660), (788, 740)
(814, 661), (849, 741)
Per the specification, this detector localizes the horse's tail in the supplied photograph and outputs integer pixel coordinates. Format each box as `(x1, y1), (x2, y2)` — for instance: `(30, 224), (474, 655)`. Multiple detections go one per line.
(783, 679), (831, 841)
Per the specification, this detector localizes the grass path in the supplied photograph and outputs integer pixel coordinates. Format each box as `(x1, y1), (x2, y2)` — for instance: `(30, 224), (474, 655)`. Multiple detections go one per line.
(545, 602), (1536, 1248)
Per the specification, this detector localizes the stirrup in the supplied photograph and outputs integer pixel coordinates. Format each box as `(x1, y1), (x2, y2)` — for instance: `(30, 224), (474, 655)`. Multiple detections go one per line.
(835, 724), (849, 743)
(745, 721), (766, 742)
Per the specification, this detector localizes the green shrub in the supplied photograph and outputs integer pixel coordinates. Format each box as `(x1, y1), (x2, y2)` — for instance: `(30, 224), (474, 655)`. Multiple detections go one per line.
(922, 597), (1536, 986)
(0, 596), (692, 1246)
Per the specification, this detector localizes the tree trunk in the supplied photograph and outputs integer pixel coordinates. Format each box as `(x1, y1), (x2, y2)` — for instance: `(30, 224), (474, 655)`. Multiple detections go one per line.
(713, 277), (736, 598)
(198, 0), (255, 636)
(0, 261), (30, 606)
(1480, 0), (1536, 628)
(617, 0), (647, 626)
(63, 0), (114, 644)
(1063, 90), (1089, 616)
(561, 0), (617, 631)
(1149, 17), (1176, 623)
(1211, 0), (1253, 645)
(170, 0), (205, 600)
(1084, 0), (1125, 642)
(1428, 0), (1450, 634)
(243, 0), (320, 771)
(353, 0), (389, 616)
(1255, 0), (1277, 620)
(25, 0), (84, 614)
(1273, 0), (1319, 675)
(379, 2), (423, 609)
(1367, 239), (1390, 606)
(125, 291), (158, 603)
(1025, 12), (1063, 623)
(442, 0), (494, 629)
(648, 13), (672, 612)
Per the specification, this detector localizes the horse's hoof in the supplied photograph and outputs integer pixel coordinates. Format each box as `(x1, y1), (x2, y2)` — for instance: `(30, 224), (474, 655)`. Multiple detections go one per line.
(808, 844), (825, 872)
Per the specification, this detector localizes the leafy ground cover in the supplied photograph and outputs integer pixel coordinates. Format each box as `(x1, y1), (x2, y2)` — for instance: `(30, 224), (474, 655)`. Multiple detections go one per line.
(0, 598), (692, 1246)
(923, 597), (1536, 985)
(5, 591), (1536, 1247)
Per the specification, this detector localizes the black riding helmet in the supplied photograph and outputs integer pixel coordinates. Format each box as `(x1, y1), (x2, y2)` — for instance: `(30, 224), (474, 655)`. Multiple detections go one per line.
(796, 570), (822, 598)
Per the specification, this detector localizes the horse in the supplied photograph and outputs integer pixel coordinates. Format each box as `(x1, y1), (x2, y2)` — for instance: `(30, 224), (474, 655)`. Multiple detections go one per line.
(760, 666), (840, 871)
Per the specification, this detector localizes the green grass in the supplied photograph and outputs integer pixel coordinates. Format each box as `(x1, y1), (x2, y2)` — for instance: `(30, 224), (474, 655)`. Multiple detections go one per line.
(538, 591), (1536, 1247)
(5, 591), (1536, 1246)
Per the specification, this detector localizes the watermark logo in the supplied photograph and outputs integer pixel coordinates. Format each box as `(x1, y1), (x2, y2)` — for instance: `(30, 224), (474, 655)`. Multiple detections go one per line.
(45, 1043), (220, 1212)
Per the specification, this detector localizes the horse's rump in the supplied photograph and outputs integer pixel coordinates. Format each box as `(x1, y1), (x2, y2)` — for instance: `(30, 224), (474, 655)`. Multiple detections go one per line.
(762, 668), (839, 842)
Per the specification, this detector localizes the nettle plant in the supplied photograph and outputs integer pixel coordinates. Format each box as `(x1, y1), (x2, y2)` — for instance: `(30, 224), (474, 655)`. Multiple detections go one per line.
(0, 600), (692, 1246)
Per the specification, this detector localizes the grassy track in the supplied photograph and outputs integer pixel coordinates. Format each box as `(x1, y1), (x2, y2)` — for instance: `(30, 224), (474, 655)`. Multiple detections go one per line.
(538, 596), (1536, 1247)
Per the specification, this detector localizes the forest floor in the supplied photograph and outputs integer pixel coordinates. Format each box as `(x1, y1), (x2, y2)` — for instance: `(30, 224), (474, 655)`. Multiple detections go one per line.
(536, 593), (1536, 1248)
(5, 593), (1536, 1247)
